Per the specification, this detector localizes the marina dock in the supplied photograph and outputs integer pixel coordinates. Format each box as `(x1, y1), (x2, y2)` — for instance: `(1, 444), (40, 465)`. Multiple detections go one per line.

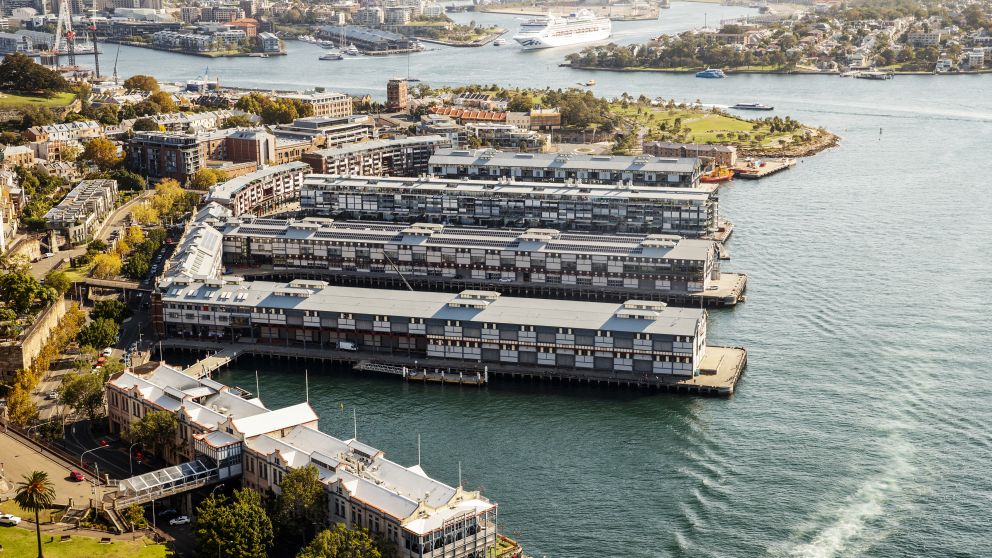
(733, 158), (796, 179)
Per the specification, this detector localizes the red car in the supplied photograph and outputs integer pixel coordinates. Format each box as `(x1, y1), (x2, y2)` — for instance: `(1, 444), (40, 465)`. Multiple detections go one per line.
(70, 471), (85, 482)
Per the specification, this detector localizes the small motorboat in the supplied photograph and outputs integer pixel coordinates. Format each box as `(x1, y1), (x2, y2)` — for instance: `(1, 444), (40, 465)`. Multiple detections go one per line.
(344, 44), (360, 56)
(493, 38), (507, 46)
(700, 167), (734, 183)
(695, 68), (726, 78)
(320, 52), (344, 61)
(731, 102), (773, 111)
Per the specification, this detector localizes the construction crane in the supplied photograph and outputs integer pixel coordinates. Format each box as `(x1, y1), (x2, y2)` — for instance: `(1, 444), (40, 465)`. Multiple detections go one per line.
(51, 0), (75, 69)
(87, 18), (100, 79)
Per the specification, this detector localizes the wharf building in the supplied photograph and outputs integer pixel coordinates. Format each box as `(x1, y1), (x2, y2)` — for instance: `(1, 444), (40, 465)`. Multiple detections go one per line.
(427, 148), (703, 188)
(299, 175), (719, 237)
(300, 136), (451, 176)
(211, 213), (741, 305)
(106, 363), (499, 558)
(155, 278), (709, 381)
(643, 141), (737, 168)
(43, 179), (118, 245)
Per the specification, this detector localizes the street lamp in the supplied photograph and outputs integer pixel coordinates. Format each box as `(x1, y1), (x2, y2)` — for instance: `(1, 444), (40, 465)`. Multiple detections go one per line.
(128, 442), (140, 477)
(79, 443), (110, 467)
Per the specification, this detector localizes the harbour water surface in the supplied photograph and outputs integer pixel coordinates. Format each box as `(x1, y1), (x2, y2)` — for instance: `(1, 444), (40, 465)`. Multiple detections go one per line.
(147, 3), (992, 556)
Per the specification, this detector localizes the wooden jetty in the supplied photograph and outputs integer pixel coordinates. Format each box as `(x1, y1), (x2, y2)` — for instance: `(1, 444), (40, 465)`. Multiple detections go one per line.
(733, 158), (796, 179)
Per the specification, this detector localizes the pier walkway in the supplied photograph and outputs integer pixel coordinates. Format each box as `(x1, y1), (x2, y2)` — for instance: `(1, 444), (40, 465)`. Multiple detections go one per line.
(160, 339), (746, 396)
(733, 158), (796, 179)
(354, 360), (487, 385)
(184, 347), (241, 378)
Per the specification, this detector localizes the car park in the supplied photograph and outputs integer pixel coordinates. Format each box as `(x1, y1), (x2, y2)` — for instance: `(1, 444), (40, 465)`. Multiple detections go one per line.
(169, 516), (190, 526)
(0, 514), (22, 526)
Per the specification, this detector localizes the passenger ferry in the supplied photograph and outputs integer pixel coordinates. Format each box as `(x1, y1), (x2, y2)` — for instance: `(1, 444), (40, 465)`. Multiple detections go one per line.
(513, 10), (612, 49)
(731, 102), (773, 111)
(493, 38), (507, 46)
(695, 68), (727, 78)
(320, 52), (344, 61)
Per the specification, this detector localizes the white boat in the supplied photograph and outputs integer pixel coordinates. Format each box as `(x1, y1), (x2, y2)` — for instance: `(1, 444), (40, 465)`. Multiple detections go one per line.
(320, 52), (344, 61)
(512, 9), (612, 50)
(344, 44), (360, 56)
(493, 38), (507, 46)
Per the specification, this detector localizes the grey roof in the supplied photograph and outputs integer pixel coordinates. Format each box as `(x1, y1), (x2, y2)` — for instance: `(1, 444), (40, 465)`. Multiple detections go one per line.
(160, 280), (703, 336)
(219, 216), (712, 261)
(303, 175), (712, 203)
(310, 135), (448, 159)
(206, 161), (308, 203)
(430, 148), (701, 173)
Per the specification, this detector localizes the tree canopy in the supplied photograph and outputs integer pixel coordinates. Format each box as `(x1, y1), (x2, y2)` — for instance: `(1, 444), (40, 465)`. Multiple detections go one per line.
(298, 524), (382, 558)
(43, 269), (71, 295)
(189, 168), (229, 190)
(0, 53), (69, 95)
(82, 137), (123, 170)
(126, 409), (178, 458)
(91, 299), (131, 323)
(0, 271), (42, 314)
(76, 317), (119, 349)
(196, 489), (273, 558)
(59, 370), (106, 420)
(235, 92), (314, 124)
(132, 117), (161, 132)
(275, 464), (327, 545)
(123, 75), (160, 93)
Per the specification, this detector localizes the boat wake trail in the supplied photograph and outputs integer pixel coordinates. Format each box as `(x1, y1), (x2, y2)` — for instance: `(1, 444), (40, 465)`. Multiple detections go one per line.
(773, 426), (916, 558)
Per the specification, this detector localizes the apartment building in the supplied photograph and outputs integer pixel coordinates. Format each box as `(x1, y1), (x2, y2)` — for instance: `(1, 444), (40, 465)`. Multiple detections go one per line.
(300, 175), (718, 237)
(156, 278), (708, 379)
(428, 149), (703, 188)
(127, 131), (206, 182)
(205, 161), (309, 216)
(273, 115), (376, 149)
(274, 91), (353, 118)
(43, 179), (118, 245)
(300, 136), (451, 175)
(464, 124), (549, 153)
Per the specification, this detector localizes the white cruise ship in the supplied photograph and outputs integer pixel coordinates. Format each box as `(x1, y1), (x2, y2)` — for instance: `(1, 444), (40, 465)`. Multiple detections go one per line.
(513, 9), (612, 49)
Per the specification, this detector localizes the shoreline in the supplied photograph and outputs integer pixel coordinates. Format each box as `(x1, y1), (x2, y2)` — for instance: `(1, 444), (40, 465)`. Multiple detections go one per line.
(563, 63), (992, 76)
(738, 130), (840, 158)
(415, 29), (506, 47)
(108, 40), (287, 58)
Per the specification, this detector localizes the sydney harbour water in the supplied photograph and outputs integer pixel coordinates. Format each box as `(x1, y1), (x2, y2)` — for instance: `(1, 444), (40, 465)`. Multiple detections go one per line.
(144, 2), (992, 556)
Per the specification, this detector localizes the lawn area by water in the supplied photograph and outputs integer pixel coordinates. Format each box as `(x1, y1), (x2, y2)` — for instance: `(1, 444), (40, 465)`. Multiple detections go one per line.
(0, 91), (76, 108)
(0, 526), (168, 557)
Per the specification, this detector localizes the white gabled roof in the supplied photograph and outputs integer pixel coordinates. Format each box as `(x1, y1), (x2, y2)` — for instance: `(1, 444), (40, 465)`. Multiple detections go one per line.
(232, 402), (318, 438)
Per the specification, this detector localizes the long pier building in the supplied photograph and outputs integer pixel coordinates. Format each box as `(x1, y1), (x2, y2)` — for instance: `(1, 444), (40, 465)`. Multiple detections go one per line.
(299, 175), (720, 237)
(428, 148), (704, 188)
(212, 213), (745, 306)
(156, 277), (711, 380)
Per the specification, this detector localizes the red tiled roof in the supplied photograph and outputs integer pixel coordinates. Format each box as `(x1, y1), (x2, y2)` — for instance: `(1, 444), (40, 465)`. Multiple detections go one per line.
(429, 106), (506, 122)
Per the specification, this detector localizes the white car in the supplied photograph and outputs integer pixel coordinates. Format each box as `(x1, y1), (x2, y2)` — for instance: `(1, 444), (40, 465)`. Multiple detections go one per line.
(102, 347), (114, 357)
(0, 513), (22, 526)
(169, 515), (190, 526)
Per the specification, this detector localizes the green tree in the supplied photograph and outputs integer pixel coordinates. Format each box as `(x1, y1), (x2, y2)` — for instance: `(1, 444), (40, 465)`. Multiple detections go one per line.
(196, 489), (273, 558)
(76, 317), (119, 349)
(42, 270), (71, 295)
(123, 504), (147, 529)
(0, 52), (69, 94)
(112, 168), (147, 191)
(276, 465), (327, 542)
(123, 75), (160, 93)
(91, 299), (131, 323)
(298, 524), (381, 558)
(126, 409), (178, 458)
(0, 271), (41, 314)
(15, 471), (56, 558)
(82, 137), (123, 170)
(123, 251), (151, 279)
(222, 114), (255, 128)
(58, 371), (105, 420)
(132, 117), (161, 132)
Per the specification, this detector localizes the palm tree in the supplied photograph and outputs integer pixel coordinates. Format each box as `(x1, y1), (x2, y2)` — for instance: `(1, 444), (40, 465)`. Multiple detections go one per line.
(15, 471), (56, 558)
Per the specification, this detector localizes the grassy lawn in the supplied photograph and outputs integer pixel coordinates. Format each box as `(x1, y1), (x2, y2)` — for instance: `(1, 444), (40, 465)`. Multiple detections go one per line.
(0, 526), (168, 557)
(63, 260), (94, 283)
(0, 501), (57, 524)
(612, 104), (800, 147)
(0, 91), (76, 108)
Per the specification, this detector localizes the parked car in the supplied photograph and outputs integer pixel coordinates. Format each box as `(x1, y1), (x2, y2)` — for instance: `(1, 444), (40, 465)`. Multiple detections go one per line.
(157, 508), (178, 518)
(102, 347), (114, 357)
(169, 515), (190, 526)
(70, 470), (85, 482)
(45, 391), (59, 400)
(0, 514), (22, 526)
